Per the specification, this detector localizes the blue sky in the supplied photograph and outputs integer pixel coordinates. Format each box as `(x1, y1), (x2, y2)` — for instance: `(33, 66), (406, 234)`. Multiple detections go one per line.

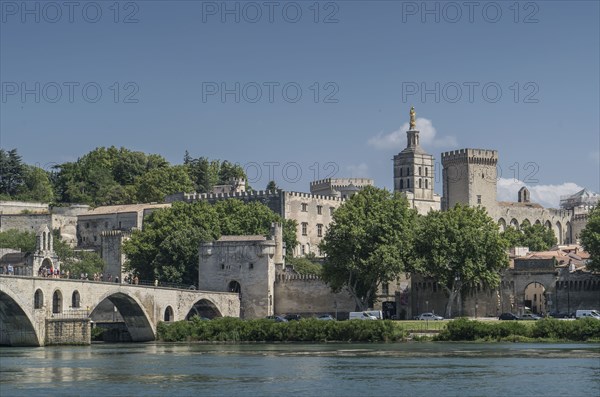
(1, 0), (598, 208)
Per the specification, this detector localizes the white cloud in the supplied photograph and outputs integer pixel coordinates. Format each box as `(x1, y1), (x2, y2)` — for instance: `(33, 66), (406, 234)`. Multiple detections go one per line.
(497, 178), (584, 208)
(368, 118), (458, 151)
(346, 163), (369, 178)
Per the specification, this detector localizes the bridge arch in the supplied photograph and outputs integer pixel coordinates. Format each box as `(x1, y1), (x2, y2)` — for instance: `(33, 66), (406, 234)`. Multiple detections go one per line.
(185, 298), (223, 320)
(90, 292), (156, 342)
(0, 290), (41, 346)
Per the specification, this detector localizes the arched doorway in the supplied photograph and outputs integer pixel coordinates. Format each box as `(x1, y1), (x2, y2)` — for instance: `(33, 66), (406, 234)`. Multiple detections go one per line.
(52, 290), (63, 314)
(164, 306), (174, 322)
(524, 282), (546, 315)
(40, 258), (53, 276)
(228, 280), (241, 293)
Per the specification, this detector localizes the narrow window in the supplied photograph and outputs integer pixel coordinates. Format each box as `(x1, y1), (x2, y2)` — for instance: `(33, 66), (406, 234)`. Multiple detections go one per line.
(329, 207), (334, 216)
(302, 222), (308, 236)
(418, 167), (422, 176)
(477, 195), (482, 205)
(301, 203), (308, 212)
(425, 179), (428, 189)
(317, 224), (323, 237)
(317, 205), (322, 215)
(419, 179), (422, 188)
(406, 179), (410, 189)
(400, 179), (404, 189)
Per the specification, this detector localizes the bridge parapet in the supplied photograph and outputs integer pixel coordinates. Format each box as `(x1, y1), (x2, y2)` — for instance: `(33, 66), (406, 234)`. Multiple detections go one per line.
(0, 275), (240, 346)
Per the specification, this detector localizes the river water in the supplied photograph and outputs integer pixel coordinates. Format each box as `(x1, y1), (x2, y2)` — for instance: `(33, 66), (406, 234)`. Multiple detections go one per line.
(1, 343), (599, 397)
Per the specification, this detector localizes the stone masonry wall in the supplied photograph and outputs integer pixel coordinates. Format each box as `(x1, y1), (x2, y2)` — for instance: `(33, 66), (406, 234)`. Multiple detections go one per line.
(45, 318), (91, 345)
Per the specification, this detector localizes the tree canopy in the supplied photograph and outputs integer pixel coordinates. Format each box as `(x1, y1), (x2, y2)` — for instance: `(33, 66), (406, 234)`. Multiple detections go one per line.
(415, 204), (509, 318)
(501, 223), (557, 251)
(0, 147), (248, 206)
(320, 186), (418, 310)
(122, 200), (297, 285)
(580, 206), (600, 272)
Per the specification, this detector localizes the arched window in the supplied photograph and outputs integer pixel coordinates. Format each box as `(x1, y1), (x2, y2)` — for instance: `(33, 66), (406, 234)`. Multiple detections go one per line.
(400, 179), (404, 189)
(419, 179), (422, 188)
(425, 179), (428, 189)
(425, 167), (428, 176)
(418, 167), (422, 175)
(52, 290), (62, 314)
(406, 179), (410, 189)
(72, 291), (80, 308)
(34, 289), (43, 309)
(164, 306), (174, 322)
(400, 168), (403, 177)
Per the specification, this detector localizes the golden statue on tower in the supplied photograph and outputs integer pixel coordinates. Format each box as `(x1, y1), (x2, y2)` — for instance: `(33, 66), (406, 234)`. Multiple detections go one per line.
(409, 106), (416, 130)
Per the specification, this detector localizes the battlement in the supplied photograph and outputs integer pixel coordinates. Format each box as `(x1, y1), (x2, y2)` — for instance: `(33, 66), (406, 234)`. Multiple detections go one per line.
(286, 191), (345, 202)
(100, 230), (132, 238)
(310, 178), (373, 187)
(171, 189), (283, 203)
(441, 148), (498, 165)
(168, 189), (346, 203)
(275, 273), (322, 282)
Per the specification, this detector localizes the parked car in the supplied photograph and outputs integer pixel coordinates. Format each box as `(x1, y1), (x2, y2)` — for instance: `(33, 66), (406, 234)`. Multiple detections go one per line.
(417, 313), (443, 321)
(520, 313), (542, 320)
(266, 316), (288, 322)
(498, 313), (520, 320)
(284, 314), (302, 321)
(575, 310), (600, 320)
(549, 312), (574, 319)
(317, 314), (336, 321)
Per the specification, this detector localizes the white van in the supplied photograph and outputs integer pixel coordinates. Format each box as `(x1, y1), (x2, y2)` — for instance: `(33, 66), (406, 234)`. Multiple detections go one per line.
(349, 311), (377, 320)
(364, 310), (383, 320)
(575, 310), (600, 320)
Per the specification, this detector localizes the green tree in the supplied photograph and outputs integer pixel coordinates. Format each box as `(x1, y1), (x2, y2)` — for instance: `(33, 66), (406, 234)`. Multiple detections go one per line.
(52, 146), (169, 205)
(266, 180), (278, 191)
(123, 201), (221, 285)
(0, 230), (36, 253)
(501, 223), (557, 251)
(415, 205), (509, 318)
(134, 165), (195, 203)
(123, 199), (296, 285)
(17, 165), (55, 202)
(580, 206), (600, 272)
(320, 186), (418, 310)
(286, 256), (322, 276)
(520, 223), (557, 251)
(0, 148), (26, 197)
(61, 250), (106, 278)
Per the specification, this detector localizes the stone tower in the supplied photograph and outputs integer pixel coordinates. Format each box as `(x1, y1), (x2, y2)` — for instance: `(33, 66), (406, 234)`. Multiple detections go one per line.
(441, 148), (498, 210)
(393, 107), (437, 213)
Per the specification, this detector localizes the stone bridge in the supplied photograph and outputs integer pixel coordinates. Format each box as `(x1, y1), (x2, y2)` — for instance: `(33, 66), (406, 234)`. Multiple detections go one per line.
(0, 275), (240, 346)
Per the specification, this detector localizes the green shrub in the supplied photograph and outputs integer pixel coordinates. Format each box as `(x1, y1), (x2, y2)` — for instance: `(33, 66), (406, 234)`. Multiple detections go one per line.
(157, 318), (408, 343)
(436, 318), (600, 342)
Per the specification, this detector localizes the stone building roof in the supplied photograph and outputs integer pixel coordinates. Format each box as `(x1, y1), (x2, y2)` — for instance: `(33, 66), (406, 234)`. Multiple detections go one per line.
(80, 203), (171, 216)
(217, 235), (267, 242)
(497, 201), (543, 209)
